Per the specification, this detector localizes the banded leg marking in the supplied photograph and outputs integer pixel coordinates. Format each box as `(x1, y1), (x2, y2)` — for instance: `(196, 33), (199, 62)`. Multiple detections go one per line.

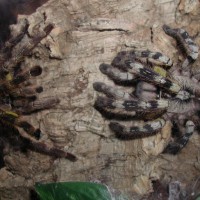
(126, 61), (181, 93)
(93, 82), (134, 100)
(135, 81), (158, 99)
(163, 25), (199, 68)
(134, 50), (173, 67)
(110, 118), (166, 139)
(99, 63), (136, 82)
(163, 120), (195, 154)
(95, 96), (168, 114)
(2, 24), (54, 74)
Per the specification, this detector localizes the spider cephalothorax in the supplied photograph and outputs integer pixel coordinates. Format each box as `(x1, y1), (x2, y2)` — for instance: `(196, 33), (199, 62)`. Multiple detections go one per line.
(0, 19), (76, 162)
(93, 25), (199, 154)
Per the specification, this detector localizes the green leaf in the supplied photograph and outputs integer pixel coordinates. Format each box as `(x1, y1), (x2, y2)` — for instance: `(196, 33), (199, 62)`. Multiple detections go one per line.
(35, 182), (113, 200)
(195, 196), (200, 200)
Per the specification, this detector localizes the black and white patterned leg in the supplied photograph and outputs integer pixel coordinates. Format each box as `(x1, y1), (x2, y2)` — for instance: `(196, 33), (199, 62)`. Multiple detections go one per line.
(163, 25), (199, 69)
(116, 60), (181, 94)
(93, 82), (134, 100)
(95, 96), (168, 115)
(135, 81), (158, 100)
(133, 50), (173, 67)
(110, 118), (166, 139)
(163, 120), (195, 154)
(99, 63), (136, 83)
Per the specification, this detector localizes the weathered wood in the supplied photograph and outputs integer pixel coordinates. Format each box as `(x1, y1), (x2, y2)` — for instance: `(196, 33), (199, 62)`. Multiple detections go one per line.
(0, 0), (200, 199)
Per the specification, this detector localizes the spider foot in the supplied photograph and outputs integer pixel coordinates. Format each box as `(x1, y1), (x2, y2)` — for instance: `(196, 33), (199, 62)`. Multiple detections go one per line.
(20, 97), (60, 114)
(93, 82), (134, 100)
(11, 65), (42, 85)
(13, 85), (43, 98)
(99, 63), (136, 84)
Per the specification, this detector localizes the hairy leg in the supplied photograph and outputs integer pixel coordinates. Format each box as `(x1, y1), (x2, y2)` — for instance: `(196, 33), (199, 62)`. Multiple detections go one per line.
(163, 120), (195, 154)
(110, 118), (166, 139)
(2, 24), (53, 75)
(163, 25), (199, 69)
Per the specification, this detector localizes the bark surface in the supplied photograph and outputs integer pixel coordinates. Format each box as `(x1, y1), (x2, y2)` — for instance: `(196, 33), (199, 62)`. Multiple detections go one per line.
(0, 0), (200, 199)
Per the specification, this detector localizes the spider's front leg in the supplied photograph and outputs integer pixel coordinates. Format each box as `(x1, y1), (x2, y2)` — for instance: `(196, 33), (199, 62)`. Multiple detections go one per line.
(93, 64), (169, 139)
(112, 56), (181, 94)
(93, 47), (184, 140)
(93, 82), (167, 138)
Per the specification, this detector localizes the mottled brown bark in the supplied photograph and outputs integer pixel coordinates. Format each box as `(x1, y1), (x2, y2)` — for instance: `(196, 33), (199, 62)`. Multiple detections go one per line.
(0, 0), (200, 199)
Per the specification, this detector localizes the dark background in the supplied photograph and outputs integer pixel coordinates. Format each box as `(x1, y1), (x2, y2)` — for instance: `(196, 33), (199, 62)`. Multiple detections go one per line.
(0, 0), (48, 43)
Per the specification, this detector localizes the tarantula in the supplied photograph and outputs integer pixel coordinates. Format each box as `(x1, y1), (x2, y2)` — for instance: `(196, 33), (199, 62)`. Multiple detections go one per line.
(93, 25), (199, 154)
(0, 19), (76, 162)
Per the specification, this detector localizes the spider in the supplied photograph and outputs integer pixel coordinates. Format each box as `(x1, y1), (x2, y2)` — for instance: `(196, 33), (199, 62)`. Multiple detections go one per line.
(93, 25), (199, 155)
(0, 19), (76, 163)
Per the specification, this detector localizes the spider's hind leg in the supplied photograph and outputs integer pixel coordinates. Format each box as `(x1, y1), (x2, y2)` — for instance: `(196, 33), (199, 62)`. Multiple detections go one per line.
(163, 120), (195, 154)
(163, 25), (199, 69)
(110, 118), (166, 139)
(17, 128), (77, 161)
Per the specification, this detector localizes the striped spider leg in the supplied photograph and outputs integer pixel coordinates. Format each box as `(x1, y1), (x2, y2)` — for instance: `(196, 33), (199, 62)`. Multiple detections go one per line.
(163, 25), (199, 69)
(0, 22), (77, 161)
(94, 25), (199, 154)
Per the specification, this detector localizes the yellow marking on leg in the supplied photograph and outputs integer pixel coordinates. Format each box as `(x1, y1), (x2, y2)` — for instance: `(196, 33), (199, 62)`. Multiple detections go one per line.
(5, 111), (19, 118)
(6, 73), (13, 81)
(153, 66), (167, 77)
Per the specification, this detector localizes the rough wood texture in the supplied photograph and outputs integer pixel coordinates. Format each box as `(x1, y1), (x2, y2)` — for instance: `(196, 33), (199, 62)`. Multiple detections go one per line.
(0, 0), (200, 199)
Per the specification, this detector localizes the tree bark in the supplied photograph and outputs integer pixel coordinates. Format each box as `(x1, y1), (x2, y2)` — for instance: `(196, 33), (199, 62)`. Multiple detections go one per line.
(0, 0), (200, 199)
